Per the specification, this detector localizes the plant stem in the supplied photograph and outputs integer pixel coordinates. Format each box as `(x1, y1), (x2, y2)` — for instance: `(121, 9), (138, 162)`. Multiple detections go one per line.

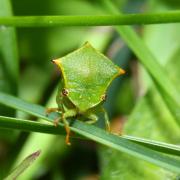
(0, 11), (180, 27)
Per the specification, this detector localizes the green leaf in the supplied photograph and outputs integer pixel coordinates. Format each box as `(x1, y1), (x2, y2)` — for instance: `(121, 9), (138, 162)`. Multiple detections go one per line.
(0, 92), (180, 173)
(4, 150), (41, 180)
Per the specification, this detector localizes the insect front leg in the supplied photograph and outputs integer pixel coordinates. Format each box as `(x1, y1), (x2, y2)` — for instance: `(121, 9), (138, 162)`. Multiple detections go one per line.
(45, 107), (61, 116)
(61, 109), (77, 145)
(45, 83), (63, 116)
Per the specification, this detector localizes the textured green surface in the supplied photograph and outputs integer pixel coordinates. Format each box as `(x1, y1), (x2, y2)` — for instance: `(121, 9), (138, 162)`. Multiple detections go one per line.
(56, 42), (122, 111)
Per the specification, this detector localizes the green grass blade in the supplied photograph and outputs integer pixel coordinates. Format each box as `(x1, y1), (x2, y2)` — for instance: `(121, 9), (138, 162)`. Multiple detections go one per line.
(123, 135), (180, 156)
(4, 150), (41, 180)
(0, 92), (180, 173)
(0, 11), (180, 27)
(0, 115), (65, 135)
(0, 91), (48, 120)
(0, 115), (180, 157)
(101, 0), (180, 126)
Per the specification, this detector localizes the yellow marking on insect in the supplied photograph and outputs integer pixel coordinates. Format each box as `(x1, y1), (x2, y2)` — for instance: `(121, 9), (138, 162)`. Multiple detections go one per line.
(52, 59), (60, 65)
(119, 68), (126, 75)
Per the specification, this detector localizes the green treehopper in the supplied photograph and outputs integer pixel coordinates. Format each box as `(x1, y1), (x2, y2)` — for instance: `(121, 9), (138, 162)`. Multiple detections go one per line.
(47, 42), (125, 145)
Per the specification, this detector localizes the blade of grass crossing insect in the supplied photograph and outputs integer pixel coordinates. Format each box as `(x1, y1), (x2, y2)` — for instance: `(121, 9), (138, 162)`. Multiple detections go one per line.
(0, 115), (180, 157)
(0, 115), (65, 135)
(0, 92), (179, 173)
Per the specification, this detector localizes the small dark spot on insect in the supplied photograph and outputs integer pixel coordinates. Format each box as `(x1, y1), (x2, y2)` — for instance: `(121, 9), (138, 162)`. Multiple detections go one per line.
(62, 88), (69, 96)
(101, 94), (107, 101)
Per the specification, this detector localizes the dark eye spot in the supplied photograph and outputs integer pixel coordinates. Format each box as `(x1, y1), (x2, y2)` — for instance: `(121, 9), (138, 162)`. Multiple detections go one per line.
(62, 88), (69, 96)
(101, 94), (107, 101)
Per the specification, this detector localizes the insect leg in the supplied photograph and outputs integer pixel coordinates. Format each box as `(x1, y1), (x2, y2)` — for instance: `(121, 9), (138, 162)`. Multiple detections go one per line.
(101, 108), (111, 132)
(62, 109), (77, 145)
(85, 113), (98, 124)
(61, 115), (71, 145)
(45, 108), (61, 116)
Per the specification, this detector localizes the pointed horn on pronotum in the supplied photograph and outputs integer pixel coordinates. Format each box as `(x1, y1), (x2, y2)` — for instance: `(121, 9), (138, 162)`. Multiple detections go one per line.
(51, 59), (60, 65)
(119, 68), (126, 75)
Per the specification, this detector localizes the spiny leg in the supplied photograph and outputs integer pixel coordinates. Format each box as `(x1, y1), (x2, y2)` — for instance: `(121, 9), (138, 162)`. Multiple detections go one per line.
(101, 108), (111, 132)
(45, 108), (70, 143)
(60, 109), (77, 145)
(85, 113), (98, 124)
(61, 114), (71, 145)
(45, 108), (61, 116)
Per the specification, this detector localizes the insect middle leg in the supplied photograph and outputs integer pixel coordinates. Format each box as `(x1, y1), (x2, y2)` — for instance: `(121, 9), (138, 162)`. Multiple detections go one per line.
(101, 108), (111, 132)
(85, 113), (98, 124)
(57, 109), (77, 145)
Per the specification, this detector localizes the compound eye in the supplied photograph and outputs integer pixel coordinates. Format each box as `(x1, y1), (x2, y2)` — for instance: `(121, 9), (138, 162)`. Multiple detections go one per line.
(62, 88), (69, 96)
(101, 94), (107, 101)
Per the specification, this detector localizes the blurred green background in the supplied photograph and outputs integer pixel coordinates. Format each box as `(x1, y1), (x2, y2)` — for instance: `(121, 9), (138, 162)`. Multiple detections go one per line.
(0, 0), (180, 179)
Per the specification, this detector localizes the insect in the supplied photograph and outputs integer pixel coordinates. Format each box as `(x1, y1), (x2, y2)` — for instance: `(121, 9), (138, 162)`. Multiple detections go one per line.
(46, 42), (125, 145)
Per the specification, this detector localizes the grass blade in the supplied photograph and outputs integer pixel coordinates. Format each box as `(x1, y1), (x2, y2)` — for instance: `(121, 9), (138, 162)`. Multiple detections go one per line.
(0, 12), (180, 27)
(0, 115), (180, 157)
(101, 0), (180, 126)
(0, 92), (180, 173)
(0, 115), (65, 135)
(4, 150), (41, 180)
(123, 135), (180, 157)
